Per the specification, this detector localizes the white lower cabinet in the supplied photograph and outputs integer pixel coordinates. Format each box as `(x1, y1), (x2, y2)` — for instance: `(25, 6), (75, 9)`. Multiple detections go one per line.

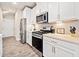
(43, 36), (78, 57)
(27, 31), (32, 46)
(43, 40), (55, 57)
(55, 46), (73, 57)
(0, 34), (2, 57)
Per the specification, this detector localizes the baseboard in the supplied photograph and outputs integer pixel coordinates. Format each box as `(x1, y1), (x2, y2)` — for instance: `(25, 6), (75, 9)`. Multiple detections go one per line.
(2, 36), (15, 39)
(26, 43), (32, 48)
(2, 36), (21, 42)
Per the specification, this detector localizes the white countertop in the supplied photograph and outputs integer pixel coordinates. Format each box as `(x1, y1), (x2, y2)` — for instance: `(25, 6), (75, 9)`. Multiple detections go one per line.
(43, 33), (79, 45)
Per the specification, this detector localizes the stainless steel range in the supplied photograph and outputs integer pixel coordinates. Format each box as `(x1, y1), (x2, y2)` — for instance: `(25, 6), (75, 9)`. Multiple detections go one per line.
(32, 31), (43, 40)
(32, 31), (44, 53)
(32, 30), (54, 54)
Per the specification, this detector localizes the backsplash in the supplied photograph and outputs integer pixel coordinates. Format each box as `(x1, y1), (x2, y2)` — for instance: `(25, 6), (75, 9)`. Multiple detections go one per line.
(35, 20), (79, 35)
(54, 20), (79, 35)
(35, 23), (52, 31)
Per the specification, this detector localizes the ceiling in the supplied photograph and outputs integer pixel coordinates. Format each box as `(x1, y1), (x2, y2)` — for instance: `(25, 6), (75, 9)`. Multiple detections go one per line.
(0, 2), (36, 14)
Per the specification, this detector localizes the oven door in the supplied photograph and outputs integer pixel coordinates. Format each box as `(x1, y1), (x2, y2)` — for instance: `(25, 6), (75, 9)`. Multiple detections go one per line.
(32, 36), (43, 53)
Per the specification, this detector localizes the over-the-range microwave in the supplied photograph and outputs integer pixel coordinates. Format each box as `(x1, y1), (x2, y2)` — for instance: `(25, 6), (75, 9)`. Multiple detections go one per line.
(36, 12), (48, 23)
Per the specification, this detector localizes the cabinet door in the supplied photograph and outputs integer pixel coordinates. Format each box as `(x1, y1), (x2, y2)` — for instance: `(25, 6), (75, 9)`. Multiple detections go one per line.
(40, 2), (48, 12)
(60, 2), (74, 20)
(55, 46), (74, 57)
(74, 2), (79, 19)
(48, 2), (58, 22)
(36, 2), (48, 15)
(27, 32), (32, 46)
(31, 6), (37, 24)
(22, 7), (31, 18)
(43, 40), (55, 57)
(0, 35), (2, 56)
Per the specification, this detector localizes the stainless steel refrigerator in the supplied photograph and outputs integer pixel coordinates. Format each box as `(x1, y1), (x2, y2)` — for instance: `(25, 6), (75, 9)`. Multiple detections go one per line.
(20, 18), (26, 44)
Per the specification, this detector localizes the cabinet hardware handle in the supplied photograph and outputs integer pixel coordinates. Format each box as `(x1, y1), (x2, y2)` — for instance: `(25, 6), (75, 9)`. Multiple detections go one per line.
(54, 47), (55, 53)
(52, 47), (54, 53)
(51, 41), (56, 43)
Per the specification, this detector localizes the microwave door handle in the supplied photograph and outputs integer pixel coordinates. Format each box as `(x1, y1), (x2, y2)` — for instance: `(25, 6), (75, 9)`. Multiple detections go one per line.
(42, 15), (44, 21)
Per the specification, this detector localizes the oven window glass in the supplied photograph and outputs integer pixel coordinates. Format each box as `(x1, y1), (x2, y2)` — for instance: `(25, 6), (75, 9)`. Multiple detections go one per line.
(36, 12), (48, 23)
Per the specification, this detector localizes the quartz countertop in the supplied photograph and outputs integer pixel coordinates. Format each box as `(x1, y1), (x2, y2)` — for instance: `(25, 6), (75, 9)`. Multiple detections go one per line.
(43, 33), (79, 45)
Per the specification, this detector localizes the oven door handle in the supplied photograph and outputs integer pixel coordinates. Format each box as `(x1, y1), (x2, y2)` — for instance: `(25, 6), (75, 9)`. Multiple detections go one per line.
(32, 35), (42, 39)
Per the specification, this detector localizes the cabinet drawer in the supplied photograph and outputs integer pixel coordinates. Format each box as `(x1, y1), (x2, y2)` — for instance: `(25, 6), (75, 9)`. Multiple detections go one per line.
(55, 45), (74, 57)
(43, 36), (57, 44)
(54, 39), (79, 52)
(51, 37), (79, 52)
(43, 36), (79, 53)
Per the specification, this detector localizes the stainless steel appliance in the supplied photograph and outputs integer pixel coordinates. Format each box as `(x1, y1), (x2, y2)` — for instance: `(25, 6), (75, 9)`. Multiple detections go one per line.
(20, 18), (26, 44)
(32, 30), (53, 53)
(36, 12), (48, 23)
(32, 31), (43, 53)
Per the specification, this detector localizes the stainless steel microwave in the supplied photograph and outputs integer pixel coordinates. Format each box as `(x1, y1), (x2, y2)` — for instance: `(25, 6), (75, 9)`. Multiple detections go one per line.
(36, 12), (48, 23)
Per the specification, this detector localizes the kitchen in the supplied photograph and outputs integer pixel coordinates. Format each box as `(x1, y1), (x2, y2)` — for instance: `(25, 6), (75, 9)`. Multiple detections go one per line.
(0, 2), (79, 57)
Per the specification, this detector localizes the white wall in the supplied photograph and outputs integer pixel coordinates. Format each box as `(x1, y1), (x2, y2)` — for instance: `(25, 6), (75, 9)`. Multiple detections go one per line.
(14, 10), (22, 41)
(2, 13), (15, 37)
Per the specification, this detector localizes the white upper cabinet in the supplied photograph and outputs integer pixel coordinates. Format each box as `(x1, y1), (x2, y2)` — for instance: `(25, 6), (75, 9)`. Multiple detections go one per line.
(32, 2), (79, 23)
(22, 7), (31, 24)
(74, 2), (79, 19)
(31, 6), (37, 24)
(39, 2), (48, 13)
(23, 7), (31, 31)
(22, 7), (31, 19)
(47, 2), (76, 22)
(35, 2), (59, 23)
(48, 2), (59, 22)
(59, 2), (75, 20)
(36, 2), (48, 15)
